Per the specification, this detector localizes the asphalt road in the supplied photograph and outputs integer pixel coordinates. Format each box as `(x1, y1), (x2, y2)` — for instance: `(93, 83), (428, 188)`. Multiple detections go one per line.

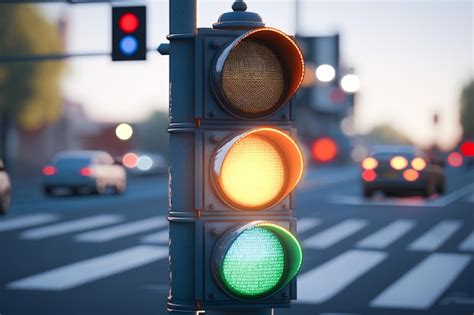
(1, 165), (473, 315)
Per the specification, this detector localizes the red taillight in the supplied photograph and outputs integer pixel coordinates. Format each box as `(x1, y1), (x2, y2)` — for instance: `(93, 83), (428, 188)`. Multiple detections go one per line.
(447, 152), (463, 167)
(80, 167), (92, 176)
(362, 170), (376, 182)
(42, 166), (56, 176)
(403, 169), (419, 182)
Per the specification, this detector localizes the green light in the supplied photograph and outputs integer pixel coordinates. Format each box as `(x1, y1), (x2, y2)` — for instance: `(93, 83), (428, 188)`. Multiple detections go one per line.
(221, 226), (285, 297)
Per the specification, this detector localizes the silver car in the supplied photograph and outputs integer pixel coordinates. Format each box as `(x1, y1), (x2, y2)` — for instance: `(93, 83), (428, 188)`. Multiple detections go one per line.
(42, 151), (126, 195)
(0, 159), (11, 214)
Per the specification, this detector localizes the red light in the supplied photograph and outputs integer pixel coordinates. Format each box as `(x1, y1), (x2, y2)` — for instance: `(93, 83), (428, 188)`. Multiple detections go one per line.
(362, 170), (376, 182)
(311, 137), (338, 163)
(460, 141), (474, 157)
(42, 165), (56, 176)
(123, 152), (138, 168)
(119, 13), (139, 33)
(80, 167), (92, 176)
(448, 152), (463, 167)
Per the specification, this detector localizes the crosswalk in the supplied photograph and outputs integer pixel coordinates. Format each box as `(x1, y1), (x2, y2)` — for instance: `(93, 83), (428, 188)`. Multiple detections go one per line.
(1, 212), (473, 311)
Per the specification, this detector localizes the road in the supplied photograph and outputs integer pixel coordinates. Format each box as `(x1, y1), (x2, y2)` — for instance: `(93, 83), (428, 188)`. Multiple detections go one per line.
(1, 165), (473, 315)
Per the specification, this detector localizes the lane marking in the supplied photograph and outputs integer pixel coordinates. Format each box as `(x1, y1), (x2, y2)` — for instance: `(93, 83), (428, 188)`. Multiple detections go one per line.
(297, 218), (321, 234)
(0, 214), (59, 232)
(430, 183), (474, 207)
(357, 220), (415, 249)
(7, 245), (168, 291)
(298, 249), (387, 303)
(303, 219), (368, 249)
(75, 217), (166, 242)
(409, 220), (462, 251)
(141, 230), (168, 244)
(371, 253), (471, 310)
(20, 215), (123, 240)
(458, 231), (474, 252)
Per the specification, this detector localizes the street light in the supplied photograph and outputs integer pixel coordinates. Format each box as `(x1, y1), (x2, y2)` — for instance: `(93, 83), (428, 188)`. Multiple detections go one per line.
(115, 123), (133, 140)
(315, 64), (336, 82)
(340, 73), (361, 93)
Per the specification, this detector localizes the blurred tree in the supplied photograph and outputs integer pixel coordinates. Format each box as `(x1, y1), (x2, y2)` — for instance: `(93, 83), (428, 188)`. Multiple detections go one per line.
(460, 80), (474, 138)
(137, 110), (169, 157)
(0, 4), (63, 160)
(367, 124), (413, 145)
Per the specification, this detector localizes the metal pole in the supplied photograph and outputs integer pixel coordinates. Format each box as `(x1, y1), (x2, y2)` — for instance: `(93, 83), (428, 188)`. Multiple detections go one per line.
(167, 0), (197, 314)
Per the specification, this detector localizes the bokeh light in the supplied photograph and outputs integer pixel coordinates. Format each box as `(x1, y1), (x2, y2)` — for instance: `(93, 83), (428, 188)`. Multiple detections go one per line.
(447, 152), (463, 167)
(115, 123), (134, 141)
(315, 64), (336, 82)
(311, 137), (338, 162)
(340, 74), (361, 93)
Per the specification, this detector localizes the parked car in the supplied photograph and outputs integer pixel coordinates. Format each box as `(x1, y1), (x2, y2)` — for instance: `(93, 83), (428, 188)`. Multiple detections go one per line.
(0, 159), (11, 214)
(360, 145), (445, 198)
(42, 150), (126, 195)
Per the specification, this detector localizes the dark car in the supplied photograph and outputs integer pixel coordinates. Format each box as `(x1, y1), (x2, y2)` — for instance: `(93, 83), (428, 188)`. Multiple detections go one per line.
(0, 159), (11, 214)
(42, 150), (126, 196)
(361, 145), (445, 198)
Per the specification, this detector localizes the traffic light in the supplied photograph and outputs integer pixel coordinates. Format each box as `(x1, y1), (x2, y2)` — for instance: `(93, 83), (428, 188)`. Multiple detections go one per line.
(112, 6), (146, 61)
(165, 1), (305, 314)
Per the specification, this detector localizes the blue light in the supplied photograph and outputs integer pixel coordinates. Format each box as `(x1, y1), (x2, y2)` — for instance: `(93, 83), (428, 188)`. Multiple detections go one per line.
(119, 36), (138, 55)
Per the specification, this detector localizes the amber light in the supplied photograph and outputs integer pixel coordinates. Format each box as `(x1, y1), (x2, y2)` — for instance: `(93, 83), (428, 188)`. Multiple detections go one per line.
(411, 157), (426, 171)
(390, 156), (408, 170)
(212, 128), (303, 210)
(311, 137), (338, 163)
(42, 165), (56, 176)
(403, 169), (419, 182)
(361, 157), (378, 170)
(362, 170), (376, 182)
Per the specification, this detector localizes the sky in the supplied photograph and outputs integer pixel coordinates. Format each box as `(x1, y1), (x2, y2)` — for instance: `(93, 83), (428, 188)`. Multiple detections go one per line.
(39, 0), (473, 149)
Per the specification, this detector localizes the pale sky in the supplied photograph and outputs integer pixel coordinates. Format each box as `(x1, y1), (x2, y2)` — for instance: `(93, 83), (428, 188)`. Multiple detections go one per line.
(40, 0), (473, 149)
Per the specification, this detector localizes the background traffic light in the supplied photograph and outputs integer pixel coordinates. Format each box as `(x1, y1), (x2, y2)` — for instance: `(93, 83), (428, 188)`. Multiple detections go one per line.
(112, 6), (146, 61)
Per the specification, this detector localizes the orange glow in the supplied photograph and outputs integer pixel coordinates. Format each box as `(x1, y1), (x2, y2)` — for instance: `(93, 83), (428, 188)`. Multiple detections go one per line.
(361, 157), (378, 170)
(411, 157), (426, 171)
(80, 167), (92, 176)
(123, 152), (138, 168)
(390, 156), (408, 170)
(213, 128), (303, 210)
(42, 165), (56, 176)
(448, 152), (463, 167)
(403, 169), (419, 182)
(311, 137), (338, 163)
(361, 170), (376, 182)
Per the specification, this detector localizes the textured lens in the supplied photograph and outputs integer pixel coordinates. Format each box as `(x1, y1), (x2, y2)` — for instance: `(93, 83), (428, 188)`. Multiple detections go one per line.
(221, 226), (285, 297)
(221, 40), (285, 116)
(220, 134), (285, 209)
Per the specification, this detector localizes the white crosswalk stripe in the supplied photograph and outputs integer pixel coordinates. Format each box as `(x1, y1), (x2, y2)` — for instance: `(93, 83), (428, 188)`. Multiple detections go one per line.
(298, 249), (387, 303)
(20, 215), (124, 240)
(303, 219), (368, 249)
(0, 214), (60, 232)
(357, 220), (415, 249)
(297, 218), (321, 234)
(141, 230), (168, 244)
(371, 253), (471, 310)
(7, 245), (168, 291)
(458, 231), (474, 252)
(75, 217), (167, 242)
(409, 220), (462, 251)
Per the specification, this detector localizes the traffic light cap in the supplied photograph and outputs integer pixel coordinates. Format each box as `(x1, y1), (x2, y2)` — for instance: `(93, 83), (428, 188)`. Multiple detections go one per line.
(211, 27), (305, 119)
(211, 127), (303, 210)
(213, 0), (265, 30)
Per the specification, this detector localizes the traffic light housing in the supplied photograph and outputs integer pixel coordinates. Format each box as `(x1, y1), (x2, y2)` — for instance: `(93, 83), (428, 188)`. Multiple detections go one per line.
(165, 1), (305, 313)
(112, 6), (146, 61)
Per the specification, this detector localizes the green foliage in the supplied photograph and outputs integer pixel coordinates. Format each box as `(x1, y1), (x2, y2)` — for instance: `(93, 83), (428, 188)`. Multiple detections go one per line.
(137, 110), (169, 157)
(367, 124), (413, 145)
(460, 80), (474, 138)
(0, 4), (63, 130)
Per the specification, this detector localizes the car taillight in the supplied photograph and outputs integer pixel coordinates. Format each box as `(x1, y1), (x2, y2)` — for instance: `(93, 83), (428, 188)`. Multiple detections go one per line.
(80, 167), (92, 176)
(411, 157), (426, 171)
(362, 169), (376, 182)
(361, 157), (378, 170)
(447, 152), (463, 167)
(403, 169), (419, 182)
(390, 156), (408, 170)
(42, 166), (56, 176)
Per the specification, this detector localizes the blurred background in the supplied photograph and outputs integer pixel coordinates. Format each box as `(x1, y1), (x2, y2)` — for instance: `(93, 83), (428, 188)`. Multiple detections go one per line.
(0, 1), (473, 315)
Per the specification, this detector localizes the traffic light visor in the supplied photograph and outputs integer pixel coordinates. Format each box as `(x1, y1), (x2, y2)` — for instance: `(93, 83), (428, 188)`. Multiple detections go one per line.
(213, 222), (302, 299)
(212, 28), (304, 118)
(212, 128), (303, 210)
